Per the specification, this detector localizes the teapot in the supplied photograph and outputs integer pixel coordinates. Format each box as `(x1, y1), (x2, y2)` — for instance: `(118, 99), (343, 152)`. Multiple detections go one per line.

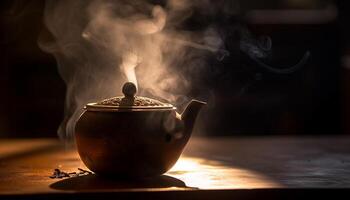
(75, 82), (206, 178)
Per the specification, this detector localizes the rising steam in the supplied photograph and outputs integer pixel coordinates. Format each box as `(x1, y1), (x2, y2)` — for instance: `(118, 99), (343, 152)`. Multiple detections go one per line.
(39, 0), (227, 140)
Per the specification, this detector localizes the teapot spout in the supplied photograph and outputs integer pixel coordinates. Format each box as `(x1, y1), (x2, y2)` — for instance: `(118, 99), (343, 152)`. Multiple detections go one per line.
(180, 100), (206, 134)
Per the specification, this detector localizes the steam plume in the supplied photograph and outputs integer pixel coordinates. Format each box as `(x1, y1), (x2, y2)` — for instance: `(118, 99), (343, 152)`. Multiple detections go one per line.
(39, 0), (227, 140)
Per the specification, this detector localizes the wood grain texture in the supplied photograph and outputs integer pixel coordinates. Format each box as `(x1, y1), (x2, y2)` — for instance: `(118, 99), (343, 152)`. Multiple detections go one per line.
(0, 136), (350, 198)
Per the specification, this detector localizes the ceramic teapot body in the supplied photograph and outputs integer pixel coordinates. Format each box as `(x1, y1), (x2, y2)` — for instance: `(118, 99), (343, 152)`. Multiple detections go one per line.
(75, 82), (205, 178)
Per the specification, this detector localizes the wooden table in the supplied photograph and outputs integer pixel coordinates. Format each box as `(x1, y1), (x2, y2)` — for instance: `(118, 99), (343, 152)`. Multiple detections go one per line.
(0, 136), (350, 199)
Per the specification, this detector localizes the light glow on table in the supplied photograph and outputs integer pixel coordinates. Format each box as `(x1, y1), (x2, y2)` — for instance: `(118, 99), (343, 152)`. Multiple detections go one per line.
(167, 156), (281, 189)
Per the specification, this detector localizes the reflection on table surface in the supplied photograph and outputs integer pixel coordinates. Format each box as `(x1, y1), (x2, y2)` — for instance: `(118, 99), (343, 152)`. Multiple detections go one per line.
(168, 156), (279, 189)
(1, 136), (350, 195)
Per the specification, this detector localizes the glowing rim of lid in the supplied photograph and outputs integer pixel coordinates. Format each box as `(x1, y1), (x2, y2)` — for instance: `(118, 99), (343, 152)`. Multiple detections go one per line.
(85, 96), (175, 112)
(84, 82), (175, 111)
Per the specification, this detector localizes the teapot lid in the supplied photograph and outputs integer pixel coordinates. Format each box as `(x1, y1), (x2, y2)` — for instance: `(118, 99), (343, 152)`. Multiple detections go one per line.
(85, 82), (174, 111)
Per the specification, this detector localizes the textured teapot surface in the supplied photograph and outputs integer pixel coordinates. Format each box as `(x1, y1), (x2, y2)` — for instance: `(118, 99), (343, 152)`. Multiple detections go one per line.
(74, 82), (206, 178)
(85, 82), (173, 111)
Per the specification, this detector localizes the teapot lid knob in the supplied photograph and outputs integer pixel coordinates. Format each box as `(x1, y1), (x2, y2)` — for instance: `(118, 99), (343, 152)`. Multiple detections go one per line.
(122, 82), (137, 98)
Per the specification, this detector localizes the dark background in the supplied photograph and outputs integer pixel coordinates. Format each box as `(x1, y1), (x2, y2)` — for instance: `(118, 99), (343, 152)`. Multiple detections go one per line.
(0, 0), (349, 137)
